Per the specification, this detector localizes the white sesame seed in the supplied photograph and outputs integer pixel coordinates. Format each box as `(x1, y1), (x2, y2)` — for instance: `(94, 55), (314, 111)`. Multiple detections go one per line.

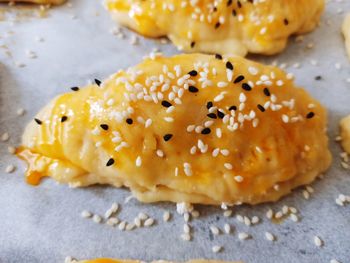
(303, 190), (310, 200)
(289, 207), (298, 214)
(212, 245), (222, 253)
(266, 209), (274, 219)
(224, 223), (231, 234)
(1, 132), (9, 142)
(251, 216), (260, 224)
(156, 149), (164, 157)
(313, 236), (323, 247)
(330, 260), (341, 263)
(162, 211), (170, 222)
(181, 233), (191, 241)
(5, 165), (15, 173)
(191, 210), (200, 218)
(134, 217), (141, 227)
(244, 216), (251, 226)
(223, 210), (232, 217)
(106, 217), (119, 226)
(81, 210), (92, 218)
(190, 146), (197, 155)
(236, 214), (244, 223)
(17, 108), (25, 116)
(136, 156), (142, 167)
(265, 232), (275, 241)
(226, 69), (233, 81)
(275, 211), (283, 219)
(290, 214), (299, 222)
(217, 81), (228, 88)
(306, 186), (314, 193)
(183, 223), (191, 233)
(126, 223), (135, 231)
(144, 218), (154, 227)
(248, 66), (259, 75)
(145, 118), (152, 128)
(238, 232), (250, 240)
(224, 163), (233, 170)
(210, 225), (220, 235)
(118, 221), (126, 230)
(234, 175), (244, 183)
(7, 146), (16, 154)
(183, 212), (190, 222)
(92, 214), (102, 224)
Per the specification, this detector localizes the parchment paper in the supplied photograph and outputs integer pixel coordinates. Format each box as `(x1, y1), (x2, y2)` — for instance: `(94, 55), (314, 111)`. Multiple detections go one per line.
(0, 1), (349, 262)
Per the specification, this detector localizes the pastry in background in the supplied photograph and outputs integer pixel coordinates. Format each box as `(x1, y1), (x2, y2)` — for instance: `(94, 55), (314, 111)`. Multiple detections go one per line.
(17, 53), (331, 206)
(0, 0), (65, 4)
(340, 115), (350, 154)
(104, 0), (324, 56)
(343, 14), (350, 60)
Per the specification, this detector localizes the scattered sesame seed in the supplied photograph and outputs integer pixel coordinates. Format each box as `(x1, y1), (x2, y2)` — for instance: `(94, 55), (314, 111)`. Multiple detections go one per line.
(81, 210), (92, 218)
(223, 210), (232, 217)
(17, 108), (25, 116)
(238, 232), (250, 240)
(226, 61), (233, 70)
(163, 134), (173, 141)
(92, 214), (102, 224)
(212, 245), (222, 253)
(163, 211), (171, 222)
(242, 83), (252, 91)
(181, 233), (192, 241)
(135, 156), (142, 167)
(224, 223), (231, 234)
(5, 165), (15, 173)
(106, 158), (115, 167)
(126, 118), (133, 124)
(144, 218), (154, 227)
(100, 124), (109, 130)
(215, 54), (223, 60)
(7, 146), (16, 154)
(1, 132), (9, 142)
(34, 118), (42, 125)
(189, 86), (199, 93)
(306, 112), (315, 119)
(234, 75), (244, 83)
(313, 236), (323, 247)
(265, 232), (275, 241)
(210, 225), (220, 235)
(71, 87), (79, 91)
(94, 79), (102, 86)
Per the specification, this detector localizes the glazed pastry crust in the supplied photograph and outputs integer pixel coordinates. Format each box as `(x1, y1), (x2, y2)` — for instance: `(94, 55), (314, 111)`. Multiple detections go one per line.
(0, 0), (65, 4)
(105, 0), (324, 56)
(340, 115), (350, 154)
(343, 14), (350, 60)
(18, 54), (331, 205)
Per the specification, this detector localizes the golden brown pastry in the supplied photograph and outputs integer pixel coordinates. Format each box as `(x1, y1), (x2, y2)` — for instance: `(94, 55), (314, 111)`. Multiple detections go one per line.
(104, 0), (324, 56)
(340, 115), (350, 154)
(343, 14), (350, 60)
(17, 53), (331, 205)
(0, 0), (65, 4)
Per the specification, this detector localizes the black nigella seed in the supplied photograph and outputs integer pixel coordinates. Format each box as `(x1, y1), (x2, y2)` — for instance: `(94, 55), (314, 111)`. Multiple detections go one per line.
(106, 158), (115, 167)
(126, 118), (133, 124)
(94, 79), (102, 86)
(188, 70), (198, 76)
(100, 124), (109, 130)
(161, 100), (172, 108)
(34, 118), (42, 125)
(190, 41), (196, 48)
(315, 76), (322, 81)
(189, 86), (199, 93)
(306, 112), (315, 119)
(229, 105), (237, 111)
(217, 110), (225, 119)
(257, 104), (265, 112)
(207, 113), (217, 119)
(242, 83), (252, 91)
(206, 101), (213, 109)
(71, 87), (79, 91)
(238, 1), (242, 8)
(61, 116), (68, 122)
(215, 22), (221, 29)
(226, 61), (234, 70)
(234, 75), (245, 83)
(201, 128), (211, 135)
(215, 54), (223, 60)
(284, 18), (289, 25)
(232, 9), (237, 16)
(263, 87), (271, 97)
(163, 134), (173, 142)
(227, 0), (232, 6)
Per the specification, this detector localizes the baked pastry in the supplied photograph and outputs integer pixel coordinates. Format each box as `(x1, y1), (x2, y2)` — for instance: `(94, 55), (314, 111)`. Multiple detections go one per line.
(0, 0), (65, 4)
(17, 53), (331, 205)
(340, 115), (350, 154)
(104, 0), (324, 56)
(343, 14), (350, 60)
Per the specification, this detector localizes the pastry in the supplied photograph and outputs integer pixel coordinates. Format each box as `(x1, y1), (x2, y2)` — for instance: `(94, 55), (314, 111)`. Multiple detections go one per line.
(0, 0), (65, 4)
(17, 53), (332, 205)
(104, 0), (325, 56)
(343, 14), (350, 60)
(340, 115), (350, 154)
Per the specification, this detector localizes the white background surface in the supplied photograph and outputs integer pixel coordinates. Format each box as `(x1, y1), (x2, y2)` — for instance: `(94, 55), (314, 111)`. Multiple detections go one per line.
(0, 1), (350, 262)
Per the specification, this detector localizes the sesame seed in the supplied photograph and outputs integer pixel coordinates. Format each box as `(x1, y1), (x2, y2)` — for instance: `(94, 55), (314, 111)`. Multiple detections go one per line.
(81, 210), (92, 218)
(330, 260), (341, 263)
(145, 118), (152, 128)
(242, 83), (252, 91)
(212, 245), (222, 253)
(234, 175), (244, 182)
(184, 223), (191, 233)
(223, 210), (232, 217)
(290, 214), (299, 222)
(201, 128), (211, 135)
(206, 101), (213, 109)
(163, 211), (171, 222)
(313, 236), (323, 247)
(306, 112), (315, 119)
(238, 232), (250, 240)
(226, 61), (233, 70)
(70, 87), (79, 91)
(248, 66), (258, 75)
(163, 134), (173, 141)
(5, 164), (15, 173)
(135, 156), (142, 167)
(92, 214), (102, 224)
(188, 70), (198, 76)
(126, 118), (133, 124)
(118, 221), (126, 230)
(144, 218), (154, 227)
(17, 108), (25, 116)
(263, 87), (271, 97)
(224, 223), (231, 234)
(189, 86), (199, 93)
(234, 75), (244, 83)
(138, 212), (148, 220)
(94, 79), (102, 86)
(207, 113), (217, 119)
(106, 217), (119, 226)
(34, 118), (42, 125)
(7, 146), (16, 154)
(215, 54), (223, 60)
(265, 232), (275, 241)
(100, 124), (109, 130)
(106, 158), (115, 167)
(161, 100), (172, 108)
(181, 233), (191, 241)
(257, 104), (265, 112)
(1, 132), (9, 142)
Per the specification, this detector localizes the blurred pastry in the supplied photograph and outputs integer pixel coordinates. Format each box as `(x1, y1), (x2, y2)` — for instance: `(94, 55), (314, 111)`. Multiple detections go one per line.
(105, 0), (324, 56)
(17, 53), (331, 205)
(0, 0), (65, 4)
(340, 115), (350, 154)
